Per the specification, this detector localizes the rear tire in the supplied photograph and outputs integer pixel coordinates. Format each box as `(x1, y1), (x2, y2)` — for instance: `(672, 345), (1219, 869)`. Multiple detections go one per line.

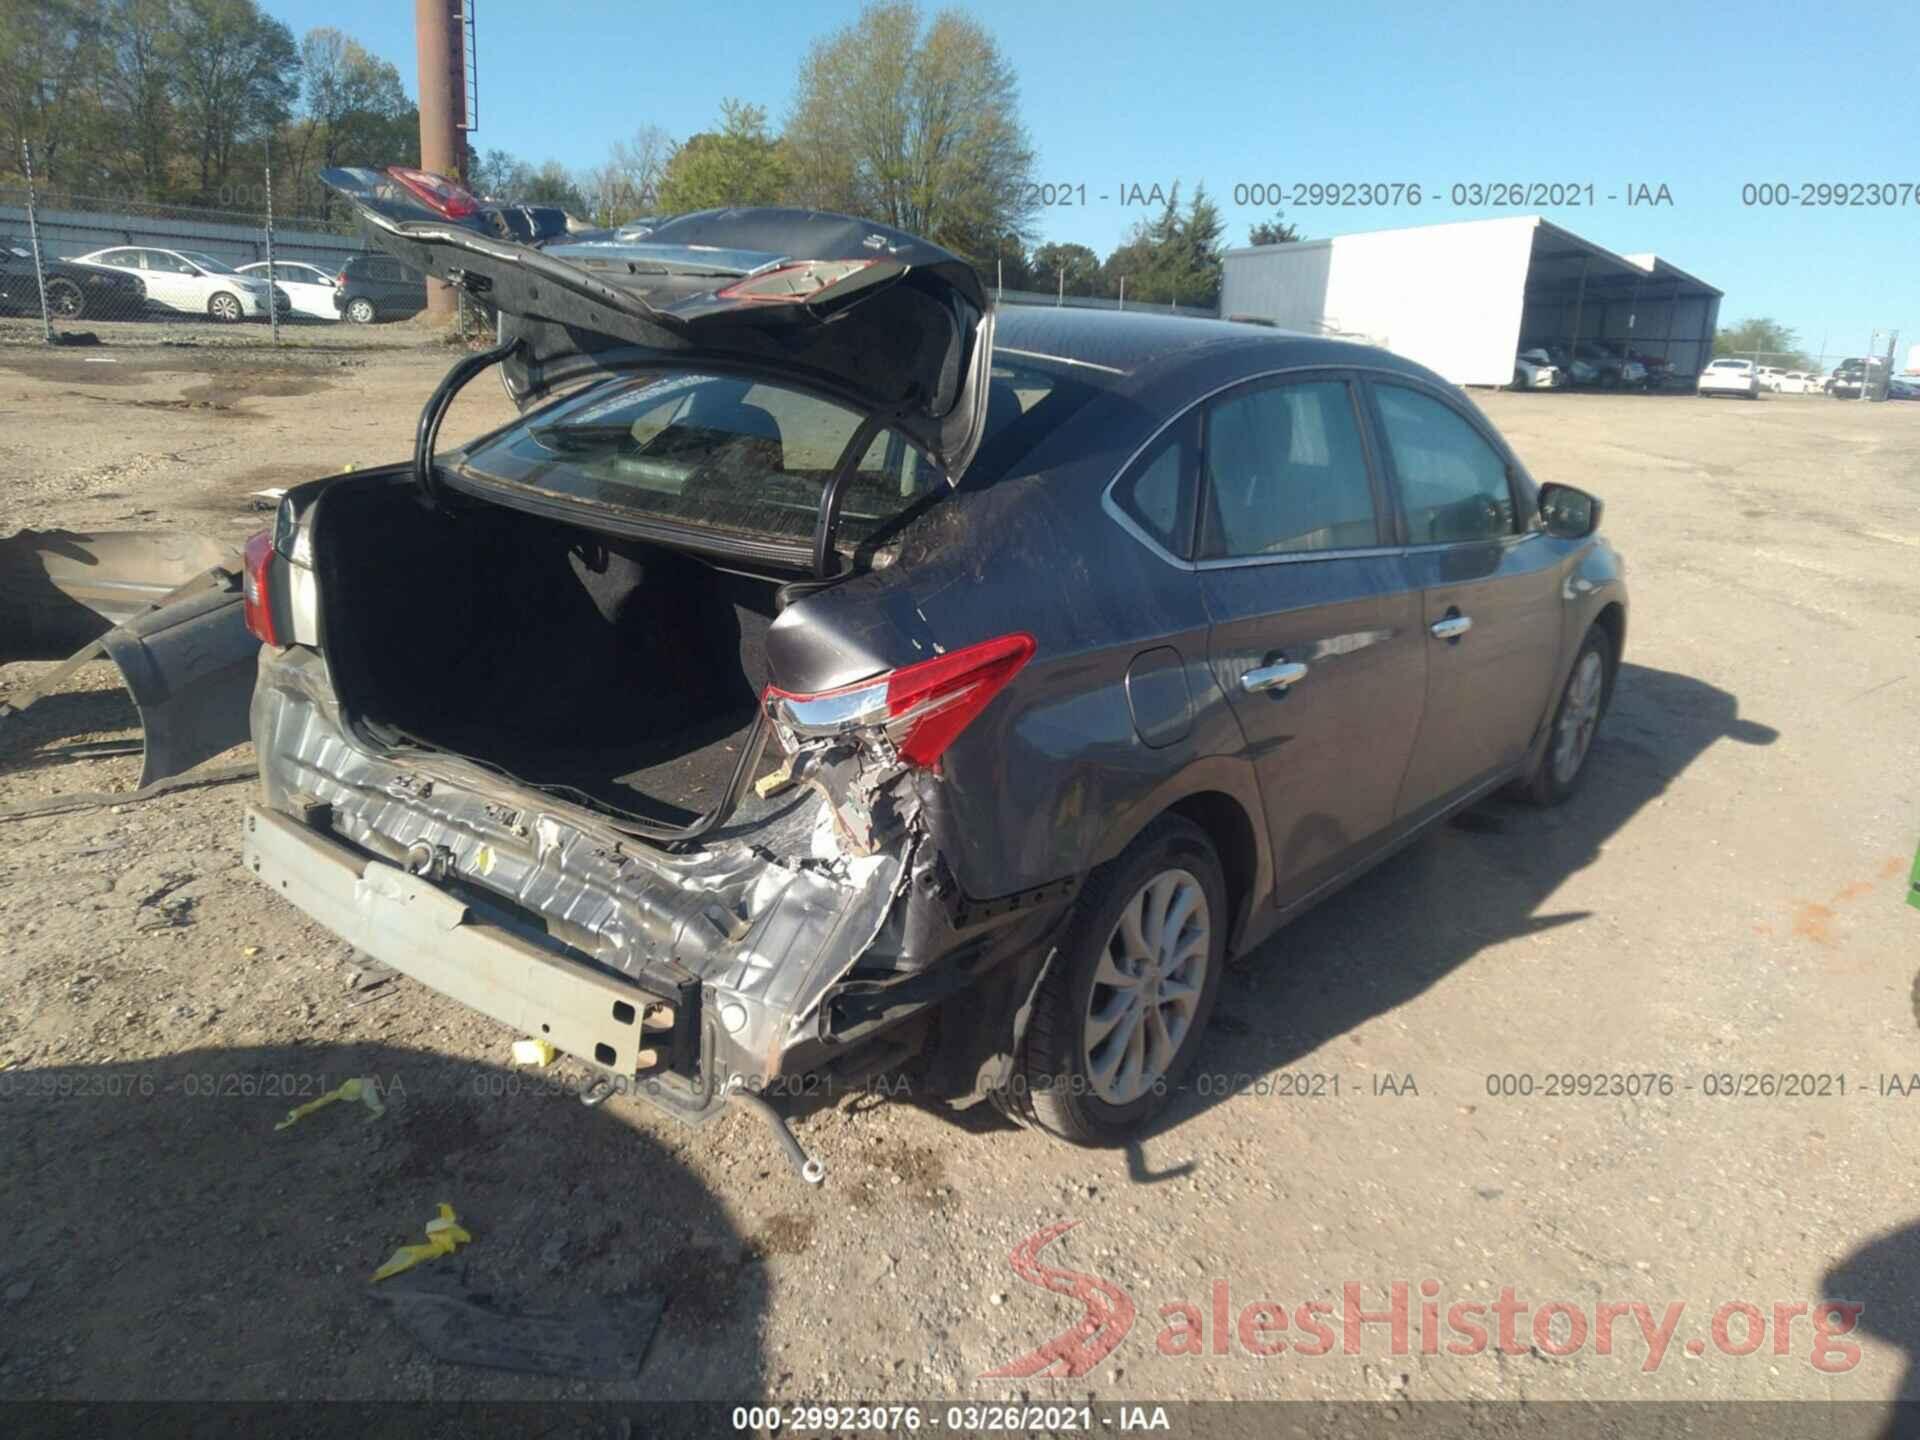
(346, 297), (376, 324)
(207, 291), (242, 323)
(1512, 369), (1529, 392)
(1017, 817), (1227, 1144)
(1517, 626), (1614, 807)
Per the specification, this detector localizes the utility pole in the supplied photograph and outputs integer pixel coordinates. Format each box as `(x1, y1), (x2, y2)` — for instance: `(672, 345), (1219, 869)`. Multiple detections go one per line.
(414, 0), (460, 321)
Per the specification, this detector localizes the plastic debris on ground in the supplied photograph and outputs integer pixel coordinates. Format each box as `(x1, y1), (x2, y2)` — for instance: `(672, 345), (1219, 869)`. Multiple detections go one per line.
(273, 1075), (386, 1131)
(510, 1038), (556, 1067)
(372, 1203), (472, 1282)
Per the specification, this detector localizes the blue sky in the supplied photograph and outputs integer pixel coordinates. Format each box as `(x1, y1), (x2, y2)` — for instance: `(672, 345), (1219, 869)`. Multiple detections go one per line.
(271, 0), (1918, 359)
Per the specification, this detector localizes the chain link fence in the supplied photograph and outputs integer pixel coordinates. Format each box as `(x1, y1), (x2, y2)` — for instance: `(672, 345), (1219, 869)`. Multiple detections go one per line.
(1722, 334), (1905, 398)
(995, 283), (1218, 319)
(1, 143), (438, 349)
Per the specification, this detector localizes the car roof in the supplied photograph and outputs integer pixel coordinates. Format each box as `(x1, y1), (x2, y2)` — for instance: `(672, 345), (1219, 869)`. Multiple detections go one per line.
(991, 305), (1434, 386)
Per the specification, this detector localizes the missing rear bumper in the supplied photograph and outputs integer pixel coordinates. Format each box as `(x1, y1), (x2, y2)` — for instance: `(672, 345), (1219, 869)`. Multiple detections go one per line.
(244, 805), (681, 1085)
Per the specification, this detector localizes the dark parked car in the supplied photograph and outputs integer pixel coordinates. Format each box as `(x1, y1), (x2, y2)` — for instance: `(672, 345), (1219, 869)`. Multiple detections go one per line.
(1827, 357), (1884, 399)
(237, 167), (1625, 1158)
(1573, 340), (1648, 388)
(332, 252), (428, 323)
(1, 238), (146, 320)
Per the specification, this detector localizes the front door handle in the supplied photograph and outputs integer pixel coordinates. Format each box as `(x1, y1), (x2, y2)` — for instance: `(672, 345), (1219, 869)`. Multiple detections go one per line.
(1240, 661), (1309, 694)
(1429, 615), (1473, 641)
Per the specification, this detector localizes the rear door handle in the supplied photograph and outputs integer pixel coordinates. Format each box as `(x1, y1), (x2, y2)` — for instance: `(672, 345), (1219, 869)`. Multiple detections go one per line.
(1429, 615), (1473, 640)
(1240, 661), (1309, 694)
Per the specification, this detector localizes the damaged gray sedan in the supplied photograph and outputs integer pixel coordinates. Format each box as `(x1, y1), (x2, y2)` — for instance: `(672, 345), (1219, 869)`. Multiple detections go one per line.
(241, 167), (1626, 1157)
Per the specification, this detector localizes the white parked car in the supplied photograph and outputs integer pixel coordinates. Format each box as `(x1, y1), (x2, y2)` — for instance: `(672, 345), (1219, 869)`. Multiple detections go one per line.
(1775, 371), (1813, 395)
(1755, 366), (1786, 392)
(237, 261), (337, 321)
(1698, 358), (1762, 399)
(68, 245), (287, 322)
(1512, 347), (1562, 390)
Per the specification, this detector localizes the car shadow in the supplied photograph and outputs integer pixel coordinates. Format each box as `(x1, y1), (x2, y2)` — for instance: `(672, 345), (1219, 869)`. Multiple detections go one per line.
(1141, 658), (1778, 1136)
(0, 687), (142, 775)
(1824, 1221), (1920, 1428)
(0, 1042), (767, 1402)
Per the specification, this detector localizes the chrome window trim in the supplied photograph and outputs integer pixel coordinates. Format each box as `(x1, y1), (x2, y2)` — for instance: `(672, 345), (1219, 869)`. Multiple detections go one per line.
(996, 346), (1129, 376)
(1101, 361), (1482, 573)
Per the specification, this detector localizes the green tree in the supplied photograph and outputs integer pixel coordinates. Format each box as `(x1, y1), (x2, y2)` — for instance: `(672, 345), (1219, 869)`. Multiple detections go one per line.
(656, 100), (788, 213)
(1713, 316), (1809, 368)
(105, 0), (177, 198)
(288, 27), (413, 214)
(520, 158), (587, 210)
(1179, 183), (1226, 306)
(171, 0), (299, 198)
(784, 2), (1036, 257)
(1247, 212), (1301, 245)
(0, 0), (112, 188)
(1031, 240), (1100, 294)
(1098, 183), (1225, 306)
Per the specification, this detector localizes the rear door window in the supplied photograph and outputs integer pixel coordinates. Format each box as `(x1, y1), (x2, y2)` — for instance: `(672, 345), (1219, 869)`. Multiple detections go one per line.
(457, 372), (937, 548)
(1198, 378), (1381, 559)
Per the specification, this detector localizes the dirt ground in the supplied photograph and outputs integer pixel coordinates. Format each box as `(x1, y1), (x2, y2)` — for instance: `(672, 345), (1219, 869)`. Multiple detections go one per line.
(2, 316), (1917, 1412)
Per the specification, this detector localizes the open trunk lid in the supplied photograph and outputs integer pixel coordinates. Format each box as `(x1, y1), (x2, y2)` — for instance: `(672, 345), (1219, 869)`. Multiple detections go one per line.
(319, 167), (995, 479)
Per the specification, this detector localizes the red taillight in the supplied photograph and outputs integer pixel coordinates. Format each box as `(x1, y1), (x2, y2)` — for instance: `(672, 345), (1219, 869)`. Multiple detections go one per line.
(765, 633), (1035, 770)
(335, 271), (348, 287)
(242, 529), (279, 645)
(716, 258), (880, 304)
(385, 165), (480, 220)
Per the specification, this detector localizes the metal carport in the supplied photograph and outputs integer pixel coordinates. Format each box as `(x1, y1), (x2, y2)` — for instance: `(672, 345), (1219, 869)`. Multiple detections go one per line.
(1519, 222), (1721, 383)
(1219, 215), (1722, 387)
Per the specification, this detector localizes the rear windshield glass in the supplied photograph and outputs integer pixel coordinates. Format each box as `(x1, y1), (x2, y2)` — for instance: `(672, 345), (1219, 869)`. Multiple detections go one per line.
(455, 357), (1104, 549)
(456, 372), (937, 549)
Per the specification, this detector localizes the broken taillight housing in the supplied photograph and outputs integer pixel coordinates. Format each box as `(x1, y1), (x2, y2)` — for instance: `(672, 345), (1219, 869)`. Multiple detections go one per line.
(716, 258), (879, 304)
(242, 528), (279, 645)
(385, 165), (480, 220)
(765, 633), (1036, 770)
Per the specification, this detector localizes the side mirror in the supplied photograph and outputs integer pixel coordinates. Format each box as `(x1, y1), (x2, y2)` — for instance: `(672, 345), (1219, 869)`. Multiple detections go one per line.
(1537, 482), (1602, 540)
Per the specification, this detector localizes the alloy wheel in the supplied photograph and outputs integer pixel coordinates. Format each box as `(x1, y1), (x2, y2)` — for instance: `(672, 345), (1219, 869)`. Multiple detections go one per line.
(1082, 868), (1210, 1105)
(46, 280), (82, 319)
(1551, 650), (1605, 785)
(209, 293), (241, 322)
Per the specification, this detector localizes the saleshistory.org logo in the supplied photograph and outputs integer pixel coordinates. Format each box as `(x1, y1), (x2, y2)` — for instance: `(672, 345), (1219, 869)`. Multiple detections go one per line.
(980, 1222), (1865, 1378)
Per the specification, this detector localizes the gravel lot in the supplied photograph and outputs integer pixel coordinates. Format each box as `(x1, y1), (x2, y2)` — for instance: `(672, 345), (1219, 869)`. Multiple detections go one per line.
(2, 319), (1917, 1411)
